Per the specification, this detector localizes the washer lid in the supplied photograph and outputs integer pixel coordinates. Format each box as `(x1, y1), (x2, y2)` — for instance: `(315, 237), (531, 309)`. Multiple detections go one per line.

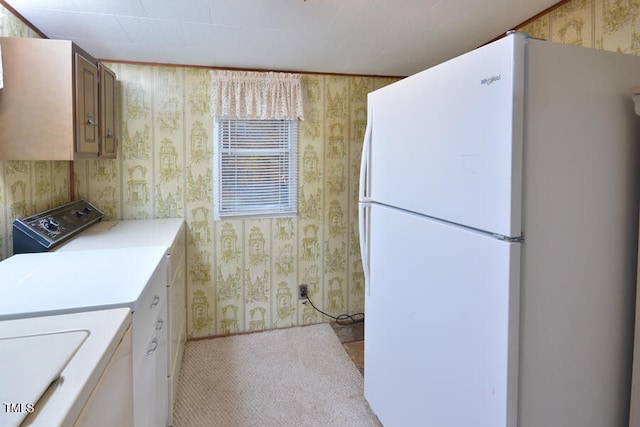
(0, 330), (88, 427)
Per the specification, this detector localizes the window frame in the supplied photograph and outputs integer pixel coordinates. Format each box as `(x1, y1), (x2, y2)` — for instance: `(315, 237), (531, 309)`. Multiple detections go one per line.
(213, 118), (298, 220)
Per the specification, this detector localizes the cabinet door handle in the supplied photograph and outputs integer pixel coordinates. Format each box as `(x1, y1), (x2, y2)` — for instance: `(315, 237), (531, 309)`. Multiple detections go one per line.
(149, 295), (160, 309)
(146, 338), (159, 355)
(155, 319), (164, 331)
(107, 128), (114, 139)
(87, 112), (98, 126)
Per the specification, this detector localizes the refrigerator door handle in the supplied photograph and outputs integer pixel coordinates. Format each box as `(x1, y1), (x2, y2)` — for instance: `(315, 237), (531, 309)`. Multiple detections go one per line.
(359, 104), (373, 295)
(359, 202), (371, 295)
(359, 107), (372, 202)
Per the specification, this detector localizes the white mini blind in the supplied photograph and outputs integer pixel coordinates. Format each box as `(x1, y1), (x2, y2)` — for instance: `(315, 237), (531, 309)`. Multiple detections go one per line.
(214, 118), (297, 219)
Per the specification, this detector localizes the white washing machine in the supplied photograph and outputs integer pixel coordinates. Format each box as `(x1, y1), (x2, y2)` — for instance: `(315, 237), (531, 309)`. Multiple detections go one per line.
(55, 218), (187, 426)
(0, 247), (167, 320)
(0, 308), (132, 427)
(0, 246), (170, 427)
(7, 200), (184, 426)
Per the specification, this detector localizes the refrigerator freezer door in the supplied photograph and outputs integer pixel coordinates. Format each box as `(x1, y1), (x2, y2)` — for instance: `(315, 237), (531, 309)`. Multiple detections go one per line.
(364, 203), (520, 427)
(366, 34), (524, 238)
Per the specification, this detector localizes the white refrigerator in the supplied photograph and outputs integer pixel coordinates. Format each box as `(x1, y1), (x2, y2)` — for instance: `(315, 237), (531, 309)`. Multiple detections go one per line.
(359, 33), (640, 427)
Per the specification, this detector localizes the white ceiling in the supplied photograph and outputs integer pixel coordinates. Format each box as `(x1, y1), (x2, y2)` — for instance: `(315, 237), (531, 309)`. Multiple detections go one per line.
(4, 0), (560, 76)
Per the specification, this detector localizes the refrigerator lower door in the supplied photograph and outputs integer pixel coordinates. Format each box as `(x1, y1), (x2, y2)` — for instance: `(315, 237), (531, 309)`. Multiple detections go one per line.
(364, 203), (520, 427)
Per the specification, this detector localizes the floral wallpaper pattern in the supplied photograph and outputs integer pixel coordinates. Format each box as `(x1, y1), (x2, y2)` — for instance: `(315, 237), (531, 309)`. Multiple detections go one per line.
(1, 0), (640, 338)
(74, 68), (395, 338)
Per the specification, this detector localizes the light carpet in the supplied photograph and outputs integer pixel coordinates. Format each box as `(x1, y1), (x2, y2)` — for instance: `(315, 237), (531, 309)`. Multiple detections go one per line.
(173, 323), (381, 427)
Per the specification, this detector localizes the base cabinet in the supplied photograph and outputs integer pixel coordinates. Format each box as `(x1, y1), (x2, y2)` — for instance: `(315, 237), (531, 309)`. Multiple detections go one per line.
(132, 261), (169, 427)
(166, 222), (187, 426)
(74, 267), (169, 427)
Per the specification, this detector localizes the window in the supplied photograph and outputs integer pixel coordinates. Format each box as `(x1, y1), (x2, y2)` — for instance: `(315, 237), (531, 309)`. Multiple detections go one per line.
(214, 118), (298, 220)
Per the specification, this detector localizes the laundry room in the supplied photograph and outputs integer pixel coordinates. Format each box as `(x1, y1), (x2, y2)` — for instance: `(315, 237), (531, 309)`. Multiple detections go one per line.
(2, 1), (640, 426)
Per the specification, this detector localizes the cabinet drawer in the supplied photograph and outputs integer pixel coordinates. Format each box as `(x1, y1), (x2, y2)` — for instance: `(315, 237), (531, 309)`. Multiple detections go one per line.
(133, 295), (167, 362)
(132, 262), (167, 355)
(133, 300), (168, 427)
(139, 302), (167, 366)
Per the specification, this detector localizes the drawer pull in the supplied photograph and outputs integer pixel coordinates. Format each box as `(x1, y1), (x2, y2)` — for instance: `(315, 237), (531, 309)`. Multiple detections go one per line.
(150, 296), (160, 309)
(146, 338), (159, 355)
(155, 319), (164, 331)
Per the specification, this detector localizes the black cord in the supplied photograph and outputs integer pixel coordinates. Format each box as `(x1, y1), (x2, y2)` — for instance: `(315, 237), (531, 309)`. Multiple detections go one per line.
(303, 294), (364, 325)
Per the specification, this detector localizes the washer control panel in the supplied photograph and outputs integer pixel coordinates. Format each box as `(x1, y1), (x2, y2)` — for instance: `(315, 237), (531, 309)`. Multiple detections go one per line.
(13, 200), (104, 253)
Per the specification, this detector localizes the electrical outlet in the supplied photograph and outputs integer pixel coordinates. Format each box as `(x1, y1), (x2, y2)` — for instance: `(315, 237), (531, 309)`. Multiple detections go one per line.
(299, 284), (308, 299)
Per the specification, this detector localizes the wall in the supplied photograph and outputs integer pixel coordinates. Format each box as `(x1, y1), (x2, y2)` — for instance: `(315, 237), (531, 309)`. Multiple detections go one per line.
(518, 0), (640, 52)
(73, 65), (395, 338)
(0, 3), (396, 338)
(1, 0), (639, 338)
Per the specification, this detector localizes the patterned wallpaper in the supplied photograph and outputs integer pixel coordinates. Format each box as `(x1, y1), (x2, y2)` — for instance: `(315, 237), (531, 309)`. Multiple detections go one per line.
(0, 3), (395, 338)
(519, 0), (640, 52)
(1, 0), (639, 338)
(72, 65), (395, 338)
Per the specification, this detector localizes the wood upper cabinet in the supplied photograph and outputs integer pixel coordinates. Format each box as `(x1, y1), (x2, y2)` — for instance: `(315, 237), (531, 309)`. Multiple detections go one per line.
(75, 52), (100, 157)
(0, 37), (118, 160)
(99, 64), (118, 159)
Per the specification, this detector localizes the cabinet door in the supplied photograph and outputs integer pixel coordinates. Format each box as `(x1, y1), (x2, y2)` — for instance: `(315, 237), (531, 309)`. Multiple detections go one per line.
(134, 305), (169, 427)
(0, 37), (75, 160)
(75, 52), (99, 156)
(100, 64), (118, 158)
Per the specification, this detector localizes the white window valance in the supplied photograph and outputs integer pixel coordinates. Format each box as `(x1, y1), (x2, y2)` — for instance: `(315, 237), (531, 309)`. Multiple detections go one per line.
(210, 70), (304, 120)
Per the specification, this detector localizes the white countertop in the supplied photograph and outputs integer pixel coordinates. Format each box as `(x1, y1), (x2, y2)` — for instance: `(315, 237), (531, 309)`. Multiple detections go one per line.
(0, 246), (167, 320)
(0, 308), (131, 427)
(56, 218), (184, 251)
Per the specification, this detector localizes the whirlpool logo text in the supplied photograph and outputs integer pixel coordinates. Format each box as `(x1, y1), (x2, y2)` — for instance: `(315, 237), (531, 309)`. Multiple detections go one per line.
(480, 75), (501, 86)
